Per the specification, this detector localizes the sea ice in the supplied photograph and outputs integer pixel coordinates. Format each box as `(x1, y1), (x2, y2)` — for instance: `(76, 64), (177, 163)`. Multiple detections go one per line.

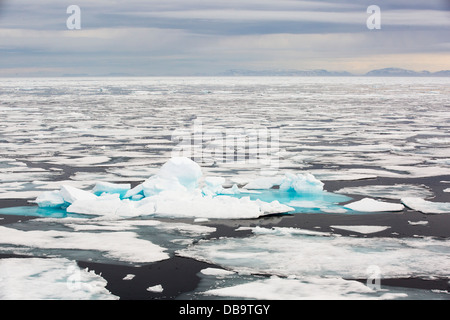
(244, 176), (284, 190)
(344, 198), (404, 212)
(200, 268), (235, 277)
(336, 184), (434, 200)
(401, 197), (450, 214)
(330, 225), (391, 234)
(142, 156), (202, 196)
(60, 185), (97, 204)
(178, 226), (450, 280)
(147, 284), (164, 293)
(91, 182), (131, 198)
(0, 258), (117, 300)
(34, 190), (65, 208)
(244, 173), (323, 194)
(203, 276), (407, 300)
(279, 173), (324, 194)
(408, 221), (429, 226)
(34, 157), (295, 219)
(0, 225), (170, 264)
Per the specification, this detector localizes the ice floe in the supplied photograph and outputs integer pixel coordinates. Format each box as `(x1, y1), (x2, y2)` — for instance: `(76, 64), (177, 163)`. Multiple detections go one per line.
(200, 268), (235, 277)
(0, 225), (169, 264)
(344, 198), (404, 212)
(203, 276), (407, 300)
(178, 226), (450, 280)
(408, 221), (429, 226)
(0, 258), (117, 300)
(34, 157), (319, 219)
(401, 197), (450, 214)
(336, 184), (434, 200)
(330, 225), (391, 234)
(146, 284), (164, 293)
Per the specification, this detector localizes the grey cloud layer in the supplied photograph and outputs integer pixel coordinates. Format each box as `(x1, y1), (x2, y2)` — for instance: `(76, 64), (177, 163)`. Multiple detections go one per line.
(0, 0), (448, 75)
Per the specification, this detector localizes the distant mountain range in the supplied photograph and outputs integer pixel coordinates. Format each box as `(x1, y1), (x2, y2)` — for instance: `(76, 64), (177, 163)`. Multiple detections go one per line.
(219, 68), (450, 77)
(58, 68), (450, 77)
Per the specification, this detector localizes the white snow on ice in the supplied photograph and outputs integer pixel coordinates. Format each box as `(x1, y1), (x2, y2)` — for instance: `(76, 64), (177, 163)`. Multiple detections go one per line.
(0, 225), (169, 264)
(203, 276), (407, 300)
(330, 225), (391, 234)
(344, 198), (404, 212)
(178, 226), (450, 280)
(0, 258), (117, 300)
(401, 197), (450, 214)
(146, 284), (164, 293)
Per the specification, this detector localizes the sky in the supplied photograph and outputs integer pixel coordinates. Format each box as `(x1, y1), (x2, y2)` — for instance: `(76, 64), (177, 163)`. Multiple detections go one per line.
(0, 0), (449, 76)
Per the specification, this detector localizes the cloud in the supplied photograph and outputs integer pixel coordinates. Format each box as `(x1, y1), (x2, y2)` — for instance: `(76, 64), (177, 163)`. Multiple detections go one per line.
(0, 0), (449, 75)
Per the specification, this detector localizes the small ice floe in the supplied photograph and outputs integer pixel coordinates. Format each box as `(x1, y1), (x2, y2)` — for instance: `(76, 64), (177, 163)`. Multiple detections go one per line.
(330, 225), (391, 234)
(408, 221), (429, 226)
(123, 274), (135, 280)
(401, 197), (450, 214)
(146, 284), (164, 293)
(344, 198), (404, 212)
(200, 267), (235, 277)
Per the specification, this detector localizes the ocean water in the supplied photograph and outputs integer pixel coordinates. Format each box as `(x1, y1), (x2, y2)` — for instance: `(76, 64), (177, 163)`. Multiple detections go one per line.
(0, 77), (449, 299)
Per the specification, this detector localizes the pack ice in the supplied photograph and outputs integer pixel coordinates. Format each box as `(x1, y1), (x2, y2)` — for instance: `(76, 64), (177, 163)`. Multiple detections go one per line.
(35, 157), (295, 219)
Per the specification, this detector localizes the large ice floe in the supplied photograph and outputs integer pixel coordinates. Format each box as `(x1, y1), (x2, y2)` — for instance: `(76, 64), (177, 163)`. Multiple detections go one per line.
(33, 157), (294, 219)
(0, 258), (118, 300)
(32, 157), (359, 219)
(178, 226), (450, 283)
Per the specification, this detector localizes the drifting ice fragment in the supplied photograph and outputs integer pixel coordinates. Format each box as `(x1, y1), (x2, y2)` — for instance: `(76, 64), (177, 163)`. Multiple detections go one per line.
(147, 284), (164, 293)
(244, 176), (284, 190)
(344, 198), (404, 212)
(401, 197), (450, 214)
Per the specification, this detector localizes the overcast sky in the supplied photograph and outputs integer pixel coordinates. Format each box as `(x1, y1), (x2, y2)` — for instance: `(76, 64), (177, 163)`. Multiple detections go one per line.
(0, 0), (449, 76)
